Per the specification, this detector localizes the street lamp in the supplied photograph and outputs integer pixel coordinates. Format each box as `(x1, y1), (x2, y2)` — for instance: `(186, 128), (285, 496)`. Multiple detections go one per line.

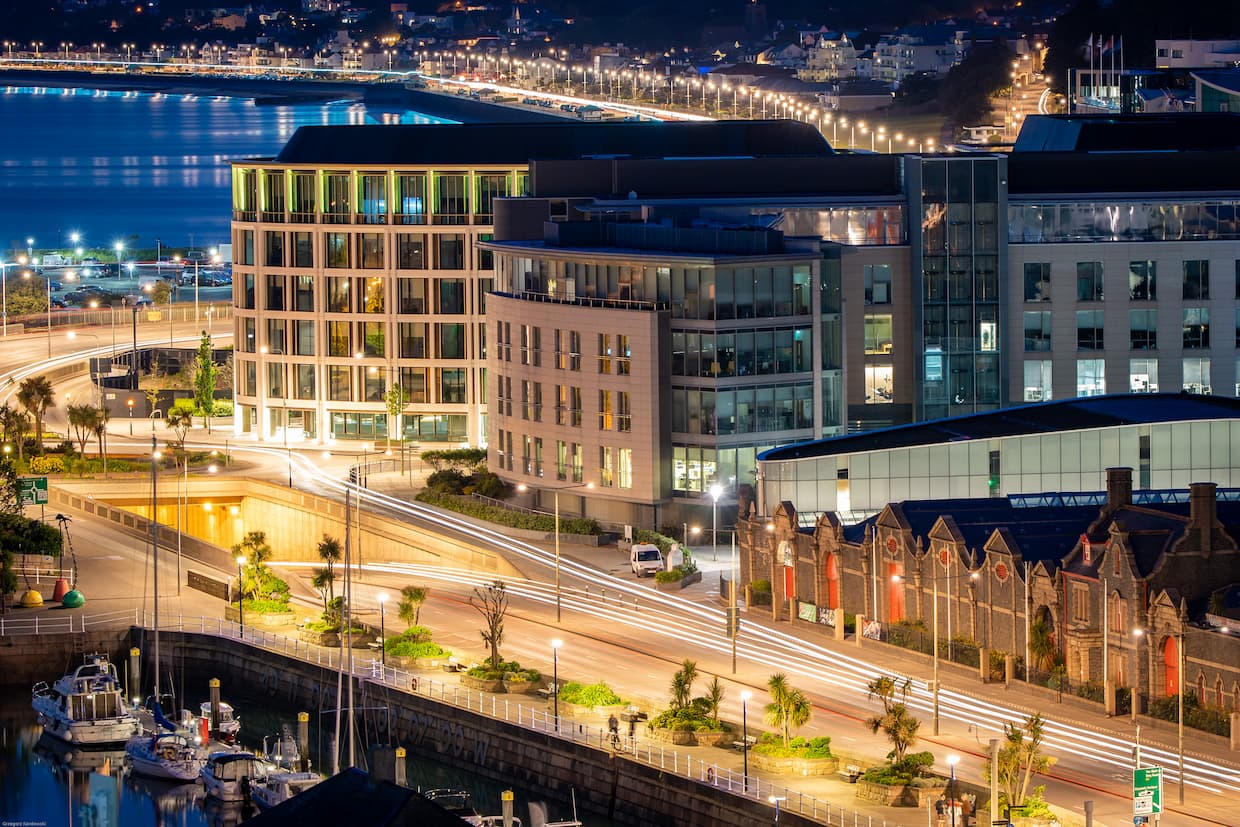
(377, 591), (388, 665)
(518, 480), (594, 622)
(946, 754), (960, 827)
(235, 554), (247, 637)
(740, 690), (752, 792)
(551, 638), (562, 732)
(709, 482), (723, 552)
(127, 397), (135, 434)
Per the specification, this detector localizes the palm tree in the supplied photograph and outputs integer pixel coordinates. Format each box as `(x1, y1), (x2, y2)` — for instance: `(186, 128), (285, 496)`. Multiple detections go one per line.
(67, 404), (97, 458)
(764, 673), (811, 748)
(398, 584), (427, 627)
(0, 403), (24, 460)
(1028, 617), (1058, 672)
(311, 569), (334, 611)
(703, 675), (726, 728)
(231, 531), (273, 600)
(165, 403), (193, 453)
(669, 659), (698, 710)
(16, 375), (55, 456)
(316, 535), (342, 601)
(93, 406), (111, 478)
(865, 675), (920, 762)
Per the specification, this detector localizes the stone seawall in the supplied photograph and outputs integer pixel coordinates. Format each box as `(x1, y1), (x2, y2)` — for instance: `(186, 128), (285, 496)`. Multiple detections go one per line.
(0, 630), (134, 685)
(143, 630), (820, 827)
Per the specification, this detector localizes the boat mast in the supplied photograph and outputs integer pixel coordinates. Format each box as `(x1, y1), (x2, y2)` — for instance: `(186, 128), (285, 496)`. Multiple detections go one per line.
(151, 434), (160, 700)
(333, 483), (348, 775)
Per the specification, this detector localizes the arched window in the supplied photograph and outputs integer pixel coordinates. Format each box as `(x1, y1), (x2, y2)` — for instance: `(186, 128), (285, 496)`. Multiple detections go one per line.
(1110, 593), (1126, 635)
(1232, 682), (1240, 712)
(1216, 677), (1225, 709)
(1197, 673), (1206, 706)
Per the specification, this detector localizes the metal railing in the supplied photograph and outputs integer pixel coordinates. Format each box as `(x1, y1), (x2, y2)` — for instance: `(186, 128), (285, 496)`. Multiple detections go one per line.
(3, 610), (913, 827)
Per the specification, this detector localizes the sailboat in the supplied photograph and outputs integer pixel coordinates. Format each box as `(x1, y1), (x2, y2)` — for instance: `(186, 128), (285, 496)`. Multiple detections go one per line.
(125, 436), (207, 781)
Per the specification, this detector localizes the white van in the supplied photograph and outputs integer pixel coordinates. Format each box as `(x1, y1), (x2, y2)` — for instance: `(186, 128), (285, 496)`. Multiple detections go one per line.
(630, 543), (664, 577)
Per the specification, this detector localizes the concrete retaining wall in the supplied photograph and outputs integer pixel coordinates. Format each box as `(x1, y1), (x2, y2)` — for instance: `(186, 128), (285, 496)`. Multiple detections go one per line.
(145, 630), (820, 827)
(0, 630), (134, 685)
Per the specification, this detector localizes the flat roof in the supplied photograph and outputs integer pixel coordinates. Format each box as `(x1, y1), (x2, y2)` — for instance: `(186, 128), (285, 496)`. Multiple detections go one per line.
(272, 119), (834, 165)
(1012, 113), (1240, 153)
(760, 393), (1240, 463)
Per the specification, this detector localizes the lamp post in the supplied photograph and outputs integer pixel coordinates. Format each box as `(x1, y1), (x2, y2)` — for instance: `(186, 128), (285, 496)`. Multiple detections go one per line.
(740, 690), (752, 792)
(709, 482), (722, 556)
(551, 638), (562, 732)
(66, 330), (102, 405)
(377, 591), (388, 665)
(127, 397), (135, 434)
(518, 480), (594, 622)
(946, 754), (960, 827)
(236, 554), (247, 638)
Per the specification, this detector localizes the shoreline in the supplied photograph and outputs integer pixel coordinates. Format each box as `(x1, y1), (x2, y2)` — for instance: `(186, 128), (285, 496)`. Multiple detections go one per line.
(0, 67), (565, 124)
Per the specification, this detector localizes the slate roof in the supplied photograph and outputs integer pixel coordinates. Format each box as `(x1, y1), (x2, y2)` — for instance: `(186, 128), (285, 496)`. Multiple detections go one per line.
(272, 120), (834, 165)
(759, 393), (1240, 463)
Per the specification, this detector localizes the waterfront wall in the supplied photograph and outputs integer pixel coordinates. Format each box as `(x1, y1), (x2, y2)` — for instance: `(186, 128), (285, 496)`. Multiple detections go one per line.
(144, 630), (820, 827)
(0, 630), (133, 685)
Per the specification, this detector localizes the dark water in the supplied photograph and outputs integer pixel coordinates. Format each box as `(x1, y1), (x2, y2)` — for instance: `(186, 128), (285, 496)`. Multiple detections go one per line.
(0, 688), (604, 827)
(0, 85), (455, 254)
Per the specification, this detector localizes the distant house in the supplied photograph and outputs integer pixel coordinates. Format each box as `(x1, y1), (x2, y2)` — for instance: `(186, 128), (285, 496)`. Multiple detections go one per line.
(798, 32), (859, 82)
(872, 24), (966, 86)
(1156, 39), (1240, 70)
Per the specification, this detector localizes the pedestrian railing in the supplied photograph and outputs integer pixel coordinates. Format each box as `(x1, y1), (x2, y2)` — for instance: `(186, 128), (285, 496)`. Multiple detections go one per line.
(4, 609), (914, 827)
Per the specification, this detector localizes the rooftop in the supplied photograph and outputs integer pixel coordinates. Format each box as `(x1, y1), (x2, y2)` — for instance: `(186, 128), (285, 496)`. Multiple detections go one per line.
(272, 120), (834, 166)
(1012, 113), (1240, 153)
(759, 393), (1240, 463)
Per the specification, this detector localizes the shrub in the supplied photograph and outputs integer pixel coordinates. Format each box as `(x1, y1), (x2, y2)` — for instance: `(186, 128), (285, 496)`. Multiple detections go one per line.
(241, 598), (294, 615)
(416, 490), (603, 535)
(426, 469), (469, 494)
(559, 681), (623, 707)
(750, 579), (771, 595)
(635, 529), (677, 555)
(384, 639), (448, 658)
(752, 732), (833, 759)
(861, 750), (937, 785)
(211, 399), (234, 417)
(397, 625), (434, 643)
(29, 455), (65, 474)
(421, 448), (487, 471)
(467, 658), (531, 681)
(504, 667), (541, 682)
(655, 564), (697, 583)
(469, 471), (510, 499)
(1075, 680), (1104, 703)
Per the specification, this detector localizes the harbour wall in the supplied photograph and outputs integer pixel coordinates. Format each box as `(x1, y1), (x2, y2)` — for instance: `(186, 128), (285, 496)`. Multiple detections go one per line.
(133, 630), (821, 827)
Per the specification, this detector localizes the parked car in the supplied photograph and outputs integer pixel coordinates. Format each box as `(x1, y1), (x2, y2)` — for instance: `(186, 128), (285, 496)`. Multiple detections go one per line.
(630, 543), (665, 577)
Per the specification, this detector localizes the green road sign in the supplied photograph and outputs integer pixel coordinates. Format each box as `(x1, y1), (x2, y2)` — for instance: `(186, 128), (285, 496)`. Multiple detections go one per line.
(1133, 766), (1163, 816)
(18, 476), (49, 506)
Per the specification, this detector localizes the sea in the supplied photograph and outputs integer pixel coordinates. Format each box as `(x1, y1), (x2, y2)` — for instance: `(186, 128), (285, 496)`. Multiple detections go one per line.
(0, 83), (455, 255)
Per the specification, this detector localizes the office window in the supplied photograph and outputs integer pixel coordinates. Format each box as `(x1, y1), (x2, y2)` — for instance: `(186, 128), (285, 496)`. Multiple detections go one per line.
(396, 234), (427, 270)
(556, 440), (569, 481)
(294, 275), (314, 312)
(436, 234), (465, 270)
(434, 173), (468, 224)
(326, 277), (350, 313)
(323, 172), (350, 222)
(1023, 360), (1051, 402)
(358, 233), (384, 269)
(1076, 310), (1104, 350)
(1076, 359), (1105, 396)
(265, 318), (285, 354)
(477, 233), (495, 271)
(1129, 309), (1158, 350)
(239, 230), (254, 266)
(1183, 357), (1212, 393)
(617, 391), (631, 432)
(1023, 311), (1051, 352)
(569, 331), (581, 370)
(327, 321), (351, 357)
(617, 448), (633, 489)
(400, 367), (427, 403)
(398, 278), (427, 314)
(242, 317), (255, 353)
(476, 173), (507, 221)
(362, 321), (384, 357)
(598, 333), (612, 374)
(1183, 308), (1210, 349)
(1183, 260), (1210, 300)
(1070, 583), (1090, 623)
(865, 314), (894, 354)
(398, 323), (427, 359)
(325, 232), (350, 268)
(520, 325), (540, 366)
(1023, 262), (1050, 302)
(600, 446), (614, 487)
(437, 279), (466, 314)
(265, 275), (285, 311)
(616, 335), (631, 375)
(439, 368), (466, 404)
(292, 232), (313, 268)
(241, 359), (255, 396)
(864, 264), (892, 304)
(1130, 358), (1158, 393)
(264, 231), (284, 267)
(294, 319), (314, 356)
(395, 173), (426, 224)
(266, 362), (284, 398)
(1076, 261), (1103, 301)
(242, 273), (255, 310)
(328, 365), (352, 401)
(598, 390), (613, 430)
(865, 364), (893, 404)
(1129, 260), (1156, 300)
(361, 277), (384, 313)
(294, 364), (315, 400)
(362, 365), (385, 402)
(569, 386), (582, 427)
(439, 323), (465, 359)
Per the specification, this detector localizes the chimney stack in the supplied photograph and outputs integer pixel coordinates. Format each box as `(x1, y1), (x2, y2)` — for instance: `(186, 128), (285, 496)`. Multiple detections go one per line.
(1190, 482), (1218, 553)
(1106, 467), (1133, 509)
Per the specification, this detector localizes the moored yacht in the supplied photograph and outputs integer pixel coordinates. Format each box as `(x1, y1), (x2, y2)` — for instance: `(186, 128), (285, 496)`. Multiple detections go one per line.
(125, 730), (206, 782)
(250, 770), (323, 810)
(201, 751), (268, 802)
(32, 654), (142, 746)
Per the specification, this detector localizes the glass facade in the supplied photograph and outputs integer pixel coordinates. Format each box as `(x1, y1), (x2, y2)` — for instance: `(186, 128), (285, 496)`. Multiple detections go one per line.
(1009, 200), (1240, 243)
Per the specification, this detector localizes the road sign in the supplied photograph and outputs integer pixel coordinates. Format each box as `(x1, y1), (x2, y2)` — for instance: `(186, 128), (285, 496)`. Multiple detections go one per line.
(18, 476), (48, 506)
(1133, 766), (1162, 816)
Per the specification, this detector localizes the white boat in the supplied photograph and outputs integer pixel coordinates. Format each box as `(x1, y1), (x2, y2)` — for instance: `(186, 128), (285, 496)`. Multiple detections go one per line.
(190, 701), (242, 743)
(125, 731), (206, 782)
(32, 653), (142, 746)
(424, 789), (484, 825)
(250, 770), (323, 810)
(201, 751), (268, 802)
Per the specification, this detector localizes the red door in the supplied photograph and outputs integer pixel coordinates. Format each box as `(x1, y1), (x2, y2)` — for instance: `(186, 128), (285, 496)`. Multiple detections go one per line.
(1163, 636), (1179, 697)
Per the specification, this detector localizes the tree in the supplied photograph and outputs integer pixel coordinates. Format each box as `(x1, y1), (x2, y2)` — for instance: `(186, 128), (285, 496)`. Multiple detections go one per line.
(384, 383), (408, 451)
(149, 280), (173, 305)
(192, 331), (217, 431)
(866, 675), (920, 762)
(17, 375), (55, 455)
(67, 404), (98, 457)
(315, 534), (342, 602)
(703, 675), (726, 728)
(93, 406), (111, 478)
(398, 584), (427, 626)
(311, 569), (334, 611)
(669, 658), (698, 710)
(231, 530), (274, 600)
(764, 673), (812, 748)
(1028, 617), (1059, 672)
(937, 43), (1017, 129)
(0, 403), (30, 462)
(144, 387), (161, 428)
(988, 713), (1057, 808)
(469, 580), (508, 671)
(165, 399), (194, 453)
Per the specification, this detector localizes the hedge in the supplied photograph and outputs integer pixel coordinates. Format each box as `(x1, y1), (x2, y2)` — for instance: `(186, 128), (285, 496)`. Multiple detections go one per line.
(416, 490), (602, 535)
